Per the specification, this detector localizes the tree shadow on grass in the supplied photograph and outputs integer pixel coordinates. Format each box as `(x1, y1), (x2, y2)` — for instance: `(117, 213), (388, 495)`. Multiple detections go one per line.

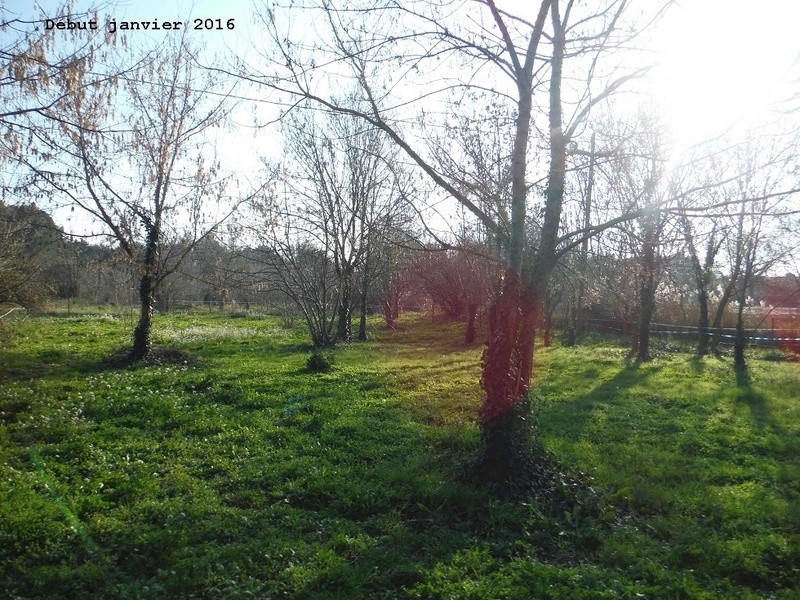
(540, 362), (665, 446)
(537, 356), (799, 593)
(690, 354), (706, 374)
(137, 406), (554, 595)
(735, 363), (752, 388)
(0, 350), (48, 383)
(734, 367), (784, 437)
(240, 408), (608, 598)
(1, 344), (199, 385)
(3, 375), (491, 597)
(730, 366), (800, 588)
(0, 348), (107, 383)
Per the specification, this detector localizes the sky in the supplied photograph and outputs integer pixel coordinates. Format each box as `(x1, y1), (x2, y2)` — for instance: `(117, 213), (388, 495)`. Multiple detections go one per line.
(10, 0), (800, 139)
(4, 0), (799, 234)
(647, 0), (800, 153)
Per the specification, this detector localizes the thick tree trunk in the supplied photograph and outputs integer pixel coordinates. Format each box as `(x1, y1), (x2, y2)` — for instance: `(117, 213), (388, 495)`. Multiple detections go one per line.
(477, 273), (538, 482)
(636, 191), (659, 363)
(132, 275), (155, 361)
(711, 274), (739, 353)
(636, 277), (655, 362)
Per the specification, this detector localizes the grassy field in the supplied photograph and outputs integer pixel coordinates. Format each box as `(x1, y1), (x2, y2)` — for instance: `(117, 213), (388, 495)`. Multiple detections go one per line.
(1, 310), (798, 598)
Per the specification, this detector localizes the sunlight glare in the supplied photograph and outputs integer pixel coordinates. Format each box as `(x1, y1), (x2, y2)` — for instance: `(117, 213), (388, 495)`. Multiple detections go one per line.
(649, 0), (799, 152)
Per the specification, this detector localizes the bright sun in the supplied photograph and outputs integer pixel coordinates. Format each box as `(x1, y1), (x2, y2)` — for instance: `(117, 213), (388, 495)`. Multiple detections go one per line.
(648, 0), (799, 153)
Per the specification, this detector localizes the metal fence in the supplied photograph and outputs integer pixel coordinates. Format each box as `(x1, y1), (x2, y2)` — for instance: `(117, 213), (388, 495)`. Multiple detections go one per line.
(586, 319), (800, 348)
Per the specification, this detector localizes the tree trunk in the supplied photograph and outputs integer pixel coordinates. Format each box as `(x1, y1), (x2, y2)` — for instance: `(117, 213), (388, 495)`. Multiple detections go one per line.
(477, 273), (539, 483)
(680, 213), (713, 356)
(636, 189), (659, 362)
(132, 275), (155, 361)
(383, 297), (396, 329)
(382, 280), (400, 330)
(637, 275), (655, 362)
(336, 270), (353, 341)
(131, 231), (158, 361)
(357, 273), (369, 342)
(564, 302), (577, 347)
(358, 247), (371, 341)
(574, 132), (596, 342)
(734, 295), (747, 372)
(636, 220), (657, 362)
(711, 272), (740, 353)
(542, 299), (554, 347)
(697, 285), (710, 355)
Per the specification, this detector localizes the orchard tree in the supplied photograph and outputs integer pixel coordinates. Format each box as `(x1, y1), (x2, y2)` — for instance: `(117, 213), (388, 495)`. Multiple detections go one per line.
(375, 237), (417, 331)
(29, 37), (242, 360)
(675, 132), (800, 361)
(674, 153), (731, 355)
(725, 140), (797, 375)
(605, 117), (674, 362)
(256, 106), (407, 346)
(355, 183), (415, 341)
(405, 245), (496, 344)
(250, 0), (672, 483)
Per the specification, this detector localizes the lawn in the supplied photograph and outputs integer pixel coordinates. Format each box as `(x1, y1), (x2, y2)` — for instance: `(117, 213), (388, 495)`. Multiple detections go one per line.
(1, 310), (798, 598)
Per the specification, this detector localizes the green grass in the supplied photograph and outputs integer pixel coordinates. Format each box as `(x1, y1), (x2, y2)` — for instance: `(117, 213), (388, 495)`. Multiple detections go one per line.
(1, 310), (798, 598)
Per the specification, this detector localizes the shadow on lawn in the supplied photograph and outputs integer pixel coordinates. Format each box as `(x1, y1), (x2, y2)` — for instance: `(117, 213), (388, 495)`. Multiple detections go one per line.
(689, 354), (707, 374)
(730, 371), (800, 587)
(0, 348), (103, 383)
(734, 367), (786, 438)
(541, 362), (665, 444)
(94, 409), (542, 596)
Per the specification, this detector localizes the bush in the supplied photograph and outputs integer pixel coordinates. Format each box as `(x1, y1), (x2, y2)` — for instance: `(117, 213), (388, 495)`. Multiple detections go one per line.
(306, 350), (333, 372)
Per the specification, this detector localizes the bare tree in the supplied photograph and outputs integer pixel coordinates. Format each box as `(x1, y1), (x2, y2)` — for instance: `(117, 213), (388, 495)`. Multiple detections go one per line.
(605, 117), (674, 362)
(0, 3), (124, 195)
(405, 244), (496, 344)
(254, 223), (341, 348)
(247, 0), (671, 482)
(725, 141), (797, 375)
(258, 106), (406, 346)
(674, 153), (732, 355)
(28, 37), (242, 360)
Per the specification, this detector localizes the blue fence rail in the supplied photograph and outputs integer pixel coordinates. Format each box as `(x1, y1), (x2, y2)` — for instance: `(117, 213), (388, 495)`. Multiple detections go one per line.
(586, 319), (800, 348)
